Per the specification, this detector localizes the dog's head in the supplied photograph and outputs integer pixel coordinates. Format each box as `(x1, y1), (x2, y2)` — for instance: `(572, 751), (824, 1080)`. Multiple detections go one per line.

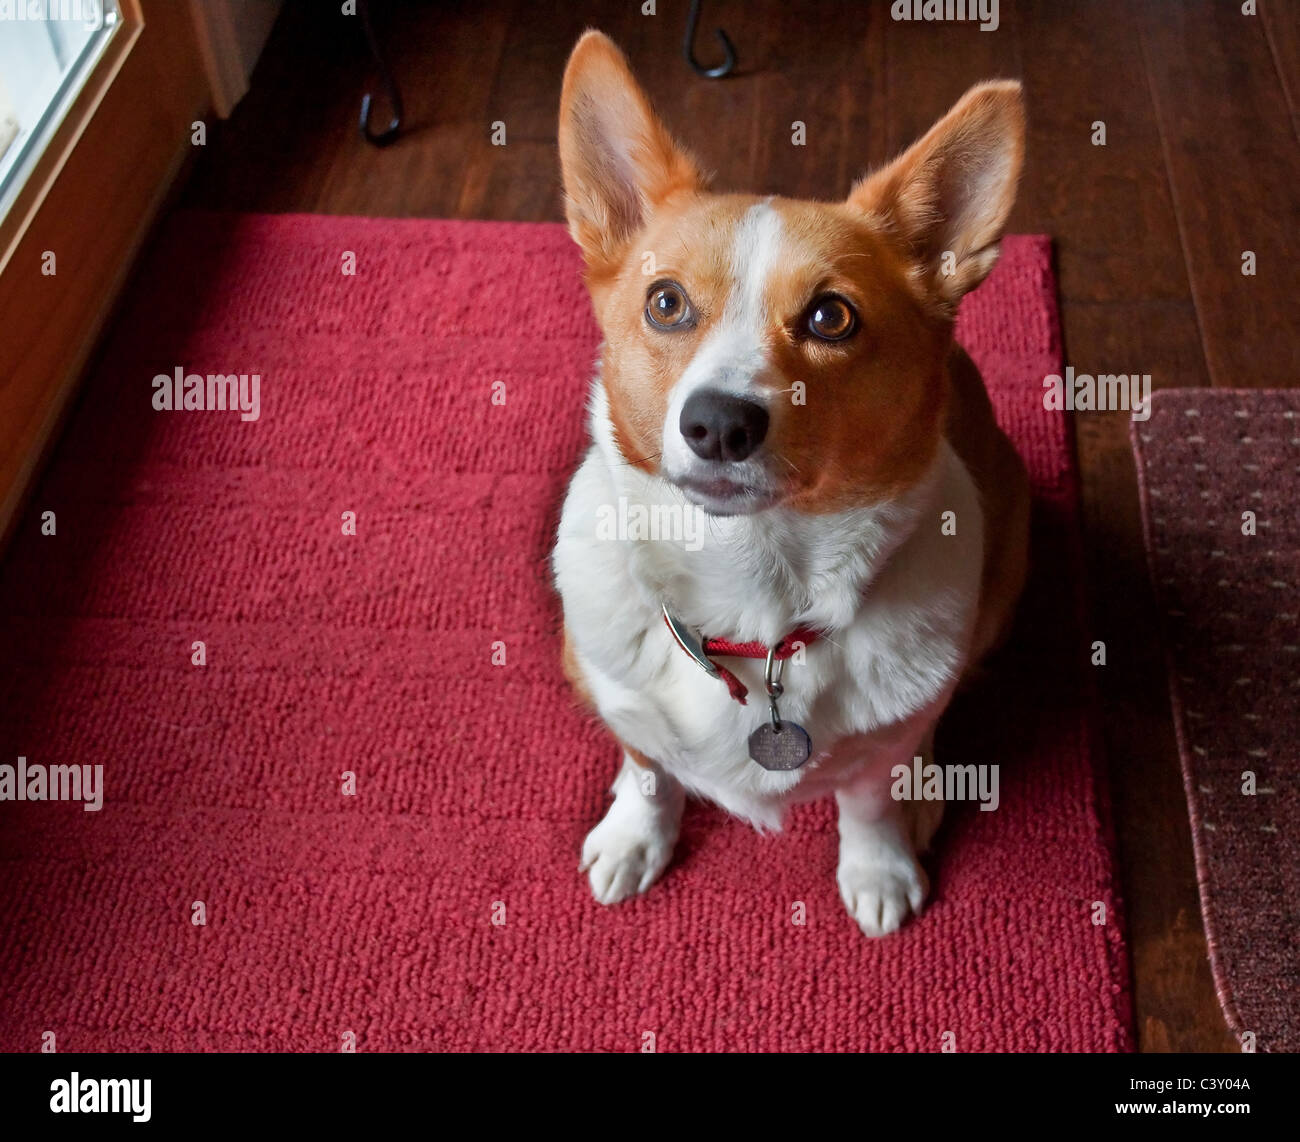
(558, 31), (1024, 516)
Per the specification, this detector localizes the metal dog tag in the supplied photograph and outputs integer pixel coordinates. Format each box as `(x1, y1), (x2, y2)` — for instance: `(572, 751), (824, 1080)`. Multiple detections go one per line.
(747, 644), (812, 770)
(748, 721), (812, 771)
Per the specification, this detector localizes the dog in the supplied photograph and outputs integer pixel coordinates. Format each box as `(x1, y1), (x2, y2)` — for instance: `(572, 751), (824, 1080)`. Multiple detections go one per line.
(552, 30), (1029, 936)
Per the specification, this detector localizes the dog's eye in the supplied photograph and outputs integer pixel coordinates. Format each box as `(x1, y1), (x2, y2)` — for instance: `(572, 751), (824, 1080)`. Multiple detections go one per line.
(806, 295), (857, 342)
(646, 282), (692, 330)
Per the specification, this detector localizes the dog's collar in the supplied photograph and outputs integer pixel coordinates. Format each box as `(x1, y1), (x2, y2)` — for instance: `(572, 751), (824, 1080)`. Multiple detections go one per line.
(660, 604), (821, 706)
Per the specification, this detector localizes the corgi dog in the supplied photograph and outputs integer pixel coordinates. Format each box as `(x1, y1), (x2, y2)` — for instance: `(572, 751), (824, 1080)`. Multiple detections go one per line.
(552, 31), (1029, 936)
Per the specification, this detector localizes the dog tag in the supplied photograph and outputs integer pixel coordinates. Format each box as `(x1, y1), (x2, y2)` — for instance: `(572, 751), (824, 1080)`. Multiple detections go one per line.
(747, 721), (812, 771)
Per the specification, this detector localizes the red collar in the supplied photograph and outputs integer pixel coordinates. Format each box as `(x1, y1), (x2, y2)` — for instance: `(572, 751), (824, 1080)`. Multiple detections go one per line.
(661, 606), (821, 706)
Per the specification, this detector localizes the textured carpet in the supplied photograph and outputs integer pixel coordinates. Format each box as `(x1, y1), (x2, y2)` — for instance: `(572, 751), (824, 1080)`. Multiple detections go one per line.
(0, 212), (1131, 1052)
(1132, 390), (1300, 1052)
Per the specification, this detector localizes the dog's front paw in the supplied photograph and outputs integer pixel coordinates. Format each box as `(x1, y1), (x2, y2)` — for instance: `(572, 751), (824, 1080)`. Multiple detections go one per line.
(580, 812), (676, 905)
(837, 853), (929, 937)
(580, 757), (683, 906)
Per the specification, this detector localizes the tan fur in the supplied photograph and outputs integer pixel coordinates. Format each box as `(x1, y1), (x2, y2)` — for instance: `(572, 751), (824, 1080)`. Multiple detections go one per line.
(847, 81), (1027, 313)
(944, 344), (1031, 660)
(564, 624), (659, 771)
(558, 32), (704, 282)
(561, 623), (595, 710)
(844, 79), (1030, 660)
(621, 745), (656, 770)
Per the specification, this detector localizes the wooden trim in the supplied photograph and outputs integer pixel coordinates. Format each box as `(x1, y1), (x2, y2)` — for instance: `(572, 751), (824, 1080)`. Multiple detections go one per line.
(188, 0), (282, 118)
(0, 1), (141, 274)
(188, 0), (247, 117)
(0, 0), (212, 546)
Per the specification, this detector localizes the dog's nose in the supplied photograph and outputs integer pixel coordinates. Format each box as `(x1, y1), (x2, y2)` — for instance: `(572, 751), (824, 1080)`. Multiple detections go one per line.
(679, 390), (769, 463)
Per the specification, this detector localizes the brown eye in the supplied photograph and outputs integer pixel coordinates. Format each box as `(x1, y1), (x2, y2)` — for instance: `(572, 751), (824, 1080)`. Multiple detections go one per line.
(807, 294), (857, 341)
(646, 282), (692, 329)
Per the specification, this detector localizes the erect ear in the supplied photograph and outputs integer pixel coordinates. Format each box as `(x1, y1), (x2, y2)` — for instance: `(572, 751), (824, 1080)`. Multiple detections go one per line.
(847, 81), (1025, 309)
(558, 30), (703, 276)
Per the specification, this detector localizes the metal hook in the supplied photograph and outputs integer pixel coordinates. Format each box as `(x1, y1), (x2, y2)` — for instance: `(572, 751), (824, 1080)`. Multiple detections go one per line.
(683, 0), (737, 79)
(358, 0), (404, 146)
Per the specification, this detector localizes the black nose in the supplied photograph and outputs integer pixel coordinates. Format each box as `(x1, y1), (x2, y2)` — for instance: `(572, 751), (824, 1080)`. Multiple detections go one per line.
(679, 390), (769, 463)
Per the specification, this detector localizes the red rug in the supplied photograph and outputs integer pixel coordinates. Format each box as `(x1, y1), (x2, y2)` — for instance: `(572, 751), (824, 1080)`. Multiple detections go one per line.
(1132, 390), (1300, 1052)
(0, 212), (1131, 1052)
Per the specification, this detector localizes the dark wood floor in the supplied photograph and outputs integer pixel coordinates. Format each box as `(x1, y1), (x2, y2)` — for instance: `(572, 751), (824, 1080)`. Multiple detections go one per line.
(183, 0), (1300, 1052)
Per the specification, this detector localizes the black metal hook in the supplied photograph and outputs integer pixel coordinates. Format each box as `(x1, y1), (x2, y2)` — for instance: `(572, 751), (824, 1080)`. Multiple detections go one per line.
(683, 0), (736, 79)
(358, 0), (403, 146)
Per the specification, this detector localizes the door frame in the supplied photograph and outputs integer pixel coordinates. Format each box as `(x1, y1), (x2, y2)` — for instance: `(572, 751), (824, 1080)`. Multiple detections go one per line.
(0, 0), (212, 545)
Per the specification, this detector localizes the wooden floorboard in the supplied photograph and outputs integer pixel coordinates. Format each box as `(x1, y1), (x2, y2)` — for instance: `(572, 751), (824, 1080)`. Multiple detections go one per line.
(180, 0), (1300, 1052)
(1010, 0), (1232, 1052)
(1262, 0), (1300, 143)
(1140, 0), (1299, 389)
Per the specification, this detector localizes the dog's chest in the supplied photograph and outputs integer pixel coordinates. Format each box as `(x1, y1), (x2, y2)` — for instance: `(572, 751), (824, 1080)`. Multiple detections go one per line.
(611, 601), (959, 823)
(554, 442), (984, 827)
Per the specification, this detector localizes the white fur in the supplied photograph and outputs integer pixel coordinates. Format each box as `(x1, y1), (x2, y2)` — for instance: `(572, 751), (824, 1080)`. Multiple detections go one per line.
(580, 753), (684, 905)
(660, 202), (785, 481)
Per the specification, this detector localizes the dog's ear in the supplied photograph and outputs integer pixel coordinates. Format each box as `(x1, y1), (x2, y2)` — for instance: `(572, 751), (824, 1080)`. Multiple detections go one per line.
(847, 81), (1024, 309)
(558, 30), (703, 277)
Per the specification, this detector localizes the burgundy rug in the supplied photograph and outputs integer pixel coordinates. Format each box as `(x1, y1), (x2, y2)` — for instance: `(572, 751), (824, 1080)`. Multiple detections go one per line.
(0, 212), (1131, 1052)
(1132, 390), (1300, 1052)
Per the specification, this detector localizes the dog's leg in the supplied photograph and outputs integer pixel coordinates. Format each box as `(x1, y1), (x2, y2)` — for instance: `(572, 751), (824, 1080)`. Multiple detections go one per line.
(908, 728), (944, 853)
(580, 750), (684, 905)
(835, 738), (937, 937)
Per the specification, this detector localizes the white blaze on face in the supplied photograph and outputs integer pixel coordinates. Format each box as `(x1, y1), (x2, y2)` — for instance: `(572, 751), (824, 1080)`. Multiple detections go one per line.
(660, 201), (786, 476)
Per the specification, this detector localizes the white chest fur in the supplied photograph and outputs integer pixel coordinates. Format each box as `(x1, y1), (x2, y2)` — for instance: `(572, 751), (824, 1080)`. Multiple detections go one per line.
(553, 385), (986, 829)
